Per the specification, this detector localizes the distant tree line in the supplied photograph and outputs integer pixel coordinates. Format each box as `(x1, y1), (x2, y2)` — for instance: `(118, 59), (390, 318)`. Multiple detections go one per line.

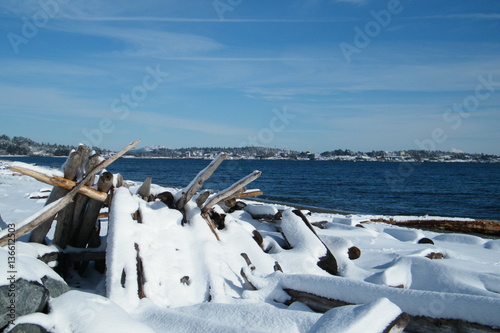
(1, 134), (498, 162)
(0, 134), (109, 157)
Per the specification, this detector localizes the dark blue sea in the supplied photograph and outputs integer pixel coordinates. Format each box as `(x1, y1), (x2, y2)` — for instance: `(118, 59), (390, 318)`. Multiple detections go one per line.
(3, 157), (499, 220)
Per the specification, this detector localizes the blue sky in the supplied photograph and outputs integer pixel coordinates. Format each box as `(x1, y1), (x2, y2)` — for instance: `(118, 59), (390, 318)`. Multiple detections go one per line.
(1, 0), (499, 154)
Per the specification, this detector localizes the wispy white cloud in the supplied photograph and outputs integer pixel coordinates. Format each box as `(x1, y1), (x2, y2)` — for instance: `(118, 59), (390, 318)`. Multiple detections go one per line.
(69, 16), (343, 23)
(45, 23), (224, 59)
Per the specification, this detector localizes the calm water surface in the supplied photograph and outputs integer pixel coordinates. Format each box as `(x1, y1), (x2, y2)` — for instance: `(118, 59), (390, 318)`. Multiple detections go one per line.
(3, 157), (499, 220)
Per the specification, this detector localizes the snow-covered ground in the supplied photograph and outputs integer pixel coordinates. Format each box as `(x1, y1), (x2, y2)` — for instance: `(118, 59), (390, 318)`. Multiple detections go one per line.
(1, 159), (499, 332)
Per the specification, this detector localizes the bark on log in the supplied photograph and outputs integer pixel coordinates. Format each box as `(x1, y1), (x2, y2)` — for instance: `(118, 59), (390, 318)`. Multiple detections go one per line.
(71, 172), (114, 248)
(176, 153), (227, 210)
(201, 170), (262, 214)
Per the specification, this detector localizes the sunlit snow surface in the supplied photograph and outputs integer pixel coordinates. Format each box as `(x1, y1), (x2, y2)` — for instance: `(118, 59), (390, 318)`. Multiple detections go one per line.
(1, 160), (499, 332)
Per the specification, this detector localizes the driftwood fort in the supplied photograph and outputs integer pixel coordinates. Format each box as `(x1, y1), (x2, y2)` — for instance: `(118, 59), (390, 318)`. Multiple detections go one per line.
(1, 140), (499, 333)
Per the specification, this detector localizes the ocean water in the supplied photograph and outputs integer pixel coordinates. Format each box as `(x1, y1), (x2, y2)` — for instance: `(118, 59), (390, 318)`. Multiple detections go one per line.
(3, 156), (500, 220)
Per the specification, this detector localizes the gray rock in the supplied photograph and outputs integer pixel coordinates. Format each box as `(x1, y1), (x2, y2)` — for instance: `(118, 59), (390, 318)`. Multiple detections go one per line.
(41, 276), (70, 299)
(0, 279), (49, 330)
(8, 323), (49, 333)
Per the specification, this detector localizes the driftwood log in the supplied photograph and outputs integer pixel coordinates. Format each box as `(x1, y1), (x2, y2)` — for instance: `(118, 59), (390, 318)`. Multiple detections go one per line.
(71, 154), (103, 242)
(71, 172), (114, 248)
(369, 218), (500, 237)
(8, 166), (108, 203)
(201, 170), (262, 214)
(176, 153), (227, 211)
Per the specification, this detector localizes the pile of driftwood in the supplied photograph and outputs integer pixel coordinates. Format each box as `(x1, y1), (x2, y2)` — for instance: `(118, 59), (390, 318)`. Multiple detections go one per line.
(2, 140), (499, 333)
(0, 141), (267, 271)
(0, 141), (142, 271)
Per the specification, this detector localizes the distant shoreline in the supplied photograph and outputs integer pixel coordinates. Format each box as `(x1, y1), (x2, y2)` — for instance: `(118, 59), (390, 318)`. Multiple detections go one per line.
(1, 155), (499, 163)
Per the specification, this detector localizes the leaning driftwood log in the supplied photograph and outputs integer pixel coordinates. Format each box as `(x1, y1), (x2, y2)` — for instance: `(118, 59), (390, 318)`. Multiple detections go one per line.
(176, 153), (227, 211)
(201, 170), (262, 214)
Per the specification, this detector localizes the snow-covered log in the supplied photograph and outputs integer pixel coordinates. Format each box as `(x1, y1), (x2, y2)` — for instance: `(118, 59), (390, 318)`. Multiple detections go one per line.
(280, 209), (338, 275)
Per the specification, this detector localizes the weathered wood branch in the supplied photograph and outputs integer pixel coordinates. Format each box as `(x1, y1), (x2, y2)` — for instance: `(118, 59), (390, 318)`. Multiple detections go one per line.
(201, 170), (262, 214)
(8, 166), (108, 202)
(176, 153), (227, 210)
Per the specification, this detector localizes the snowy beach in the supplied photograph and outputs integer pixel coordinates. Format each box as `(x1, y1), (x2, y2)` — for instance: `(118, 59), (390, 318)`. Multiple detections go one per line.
(1, 159), (499, 332)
